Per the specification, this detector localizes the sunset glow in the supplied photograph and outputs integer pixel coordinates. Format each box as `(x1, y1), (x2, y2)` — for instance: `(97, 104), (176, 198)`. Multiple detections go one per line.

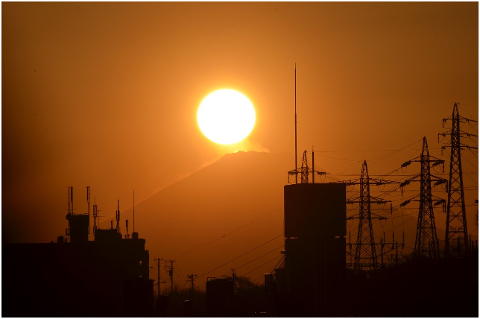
(197, 89), (256, 145)
(2, 3), (477, 316)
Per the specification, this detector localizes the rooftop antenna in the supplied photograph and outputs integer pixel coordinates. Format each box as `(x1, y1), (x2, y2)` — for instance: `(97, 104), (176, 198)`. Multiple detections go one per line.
(67, 186), (71, 214)
(116, 199), (120, 233)
(288, 64), (300, 183)
(312, 146), (315, 183)
(92, 202), (103, 235)
(68, 186), (74, 215)
(93, 204), (98, 234)
(86, 186), (90, 233)
(295, 63), (298, 184)
(86, 186), (90, 215)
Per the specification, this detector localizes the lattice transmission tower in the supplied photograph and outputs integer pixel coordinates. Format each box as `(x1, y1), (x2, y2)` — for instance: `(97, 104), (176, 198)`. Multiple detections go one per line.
(288, 150), (325, 184)
(346, 161), (391, 271)
(439, 102), (478, 257)
(400, 137), (446, 258)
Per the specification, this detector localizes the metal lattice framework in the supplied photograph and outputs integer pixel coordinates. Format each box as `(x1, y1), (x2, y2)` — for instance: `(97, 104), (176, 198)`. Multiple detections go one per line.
(415, 137), (442, 258)
(416, 138), (440, 257)
(346, 161), (390, 272)
(355, 161), (377, 271)
(439, 103), (478, 257)
(288, 150), (326, 184)
(400, 137), (446, 258)
(300, 150), (309, 184)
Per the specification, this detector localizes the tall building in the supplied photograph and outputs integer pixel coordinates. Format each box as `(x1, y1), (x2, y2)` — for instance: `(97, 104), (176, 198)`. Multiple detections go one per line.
(266, 183), (346, 316)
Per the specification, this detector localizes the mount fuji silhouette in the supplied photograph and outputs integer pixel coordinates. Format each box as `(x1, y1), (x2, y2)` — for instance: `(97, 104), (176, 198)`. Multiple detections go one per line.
(127, 151), (294, 285)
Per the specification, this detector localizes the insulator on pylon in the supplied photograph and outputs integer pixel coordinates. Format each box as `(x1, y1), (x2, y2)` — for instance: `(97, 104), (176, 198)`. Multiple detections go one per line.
(400, 200), (410, 207)
(401, 161), (411, 168)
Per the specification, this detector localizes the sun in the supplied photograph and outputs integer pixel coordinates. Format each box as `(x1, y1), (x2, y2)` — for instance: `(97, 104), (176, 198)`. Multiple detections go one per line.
(197, 89), (256, 145)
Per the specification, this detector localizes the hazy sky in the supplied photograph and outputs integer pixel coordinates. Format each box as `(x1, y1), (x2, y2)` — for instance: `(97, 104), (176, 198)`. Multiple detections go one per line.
(3, 2), (478, 247)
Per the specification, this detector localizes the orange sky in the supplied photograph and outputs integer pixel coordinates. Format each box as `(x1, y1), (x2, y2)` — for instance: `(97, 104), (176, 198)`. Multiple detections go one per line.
(2, 2), (478, 259)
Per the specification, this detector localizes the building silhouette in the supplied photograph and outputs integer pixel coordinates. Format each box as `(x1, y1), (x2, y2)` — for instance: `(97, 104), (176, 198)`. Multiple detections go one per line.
(3, 192), (153, 317)
(266, 182), (346, 316)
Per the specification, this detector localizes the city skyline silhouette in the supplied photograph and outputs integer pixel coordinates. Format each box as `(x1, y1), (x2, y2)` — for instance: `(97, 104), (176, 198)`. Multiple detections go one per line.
(2, 2), (478, 316)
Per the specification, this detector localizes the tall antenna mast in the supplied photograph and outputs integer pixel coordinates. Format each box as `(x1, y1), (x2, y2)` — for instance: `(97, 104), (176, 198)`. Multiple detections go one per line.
(68, 186), (74, 215)
(312, 146), (315, 184)
(68, 186), (72, 215)
(294, 63), (298, 184)
(86, 186), (90, 236)
(86, 186), (90, 215)
(93, 204), (98, 234)
(116, 199), (120, 233)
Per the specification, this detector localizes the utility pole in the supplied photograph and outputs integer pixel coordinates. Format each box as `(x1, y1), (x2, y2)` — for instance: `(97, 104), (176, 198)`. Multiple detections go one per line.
(377, 221), (405, 268)
(439, 102), (478, 257)
(164, 260), (174, 294)
(231, 269), (236, 295)
(187, 274), (197, 297)
(154, 258), (163, 296)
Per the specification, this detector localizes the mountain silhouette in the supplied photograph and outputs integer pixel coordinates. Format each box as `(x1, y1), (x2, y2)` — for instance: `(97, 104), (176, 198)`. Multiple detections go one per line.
(125, 151), (294, 287)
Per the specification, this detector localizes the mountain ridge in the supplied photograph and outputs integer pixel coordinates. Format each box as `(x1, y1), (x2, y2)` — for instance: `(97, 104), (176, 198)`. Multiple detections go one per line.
(125, 151), (293, 285)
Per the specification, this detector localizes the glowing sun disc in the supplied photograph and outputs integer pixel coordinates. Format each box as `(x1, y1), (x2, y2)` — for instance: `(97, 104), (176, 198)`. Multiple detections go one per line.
(197, 89), (256, 145)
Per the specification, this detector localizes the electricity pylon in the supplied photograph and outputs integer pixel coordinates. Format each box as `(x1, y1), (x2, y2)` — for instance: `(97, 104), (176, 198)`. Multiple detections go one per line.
(288, 150), (325, 183)
(439, 102), (478, 257)
(346, 161), (390, 271)
(400, 137), (446, 258)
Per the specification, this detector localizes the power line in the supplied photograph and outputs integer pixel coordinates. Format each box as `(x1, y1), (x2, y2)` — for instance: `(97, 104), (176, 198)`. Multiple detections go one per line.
(218, 244), (284, 278)
(174, 207), (283, 260)
(242, 255), (283, 277)
(196, 234), (283, 280)
(340, 138), (425, 177)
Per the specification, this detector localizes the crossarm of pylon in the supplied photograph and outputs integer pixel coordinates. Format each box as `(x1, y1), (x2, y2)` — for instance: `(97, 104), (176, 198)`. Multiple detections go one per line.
(370, 195), (391, 203)
(346, 195), (362, 203)
(342, 179), (360, 186)
(370, 212), (387, 220)
(347, 200), (389, 204)
(442, 114), (477, 124)
(346, 214), (360, 220)
(369, 178), (402, 185)
(287, 169), (299, 175)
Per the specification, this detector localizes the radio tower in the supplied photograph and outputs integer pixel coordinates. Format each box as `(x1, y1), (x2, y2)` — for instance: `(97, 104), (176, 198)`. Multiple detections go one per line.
(346, 161), (390, 271)
(439, 102), (478, 257)
(400, 137), (446, 258)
